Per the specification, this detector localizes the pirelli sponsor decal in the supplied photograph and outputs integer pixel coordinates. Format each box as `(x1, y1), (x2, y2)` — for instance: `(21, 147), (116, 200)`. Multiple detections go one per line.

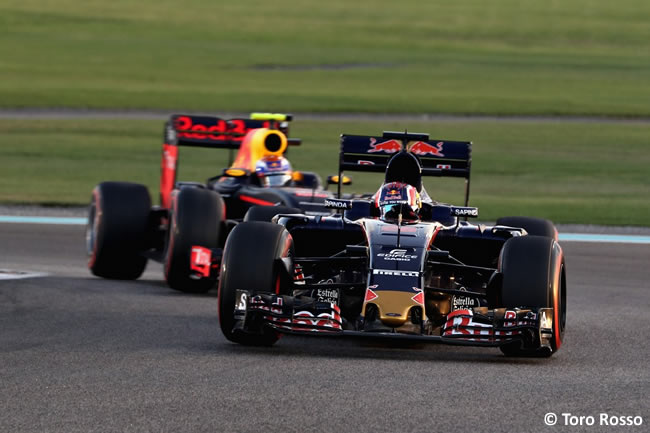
(373, 269), (419, 277)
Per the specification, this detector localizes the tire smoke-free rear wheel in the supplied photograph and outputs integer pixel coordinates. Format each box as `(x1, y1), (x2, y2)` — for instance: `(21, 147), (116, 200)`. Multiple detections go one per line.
(499, 235), (566, 357)
(243, 205), (302, 222)
(164, 187), (223, 293)
(87, 182), (151, 280)
(496, 216), (558, 240)
(218, 222), (294, 346)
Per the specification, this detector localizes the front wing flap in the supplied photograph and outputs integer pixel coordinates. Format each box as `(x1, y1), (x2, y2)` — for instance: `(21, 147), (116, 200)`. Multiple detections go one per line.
(441, 307), (553, 350)
(242, 294), (343, 333)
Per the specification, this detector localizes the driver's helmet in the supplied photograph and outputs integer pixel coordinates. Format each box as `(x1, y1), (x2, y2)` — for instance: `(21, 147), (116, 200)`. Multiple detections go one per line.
(376, 182), (421, 222)
(255, 155), (293, 187)
(385, 151), (423, 192)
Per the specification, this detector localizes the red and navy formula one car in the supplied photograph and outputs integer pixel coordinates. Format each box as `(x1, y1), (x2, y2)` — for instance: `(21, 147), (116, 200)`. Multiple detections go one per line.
(217, 131), (567, 357)
(87, 113), (338, 293)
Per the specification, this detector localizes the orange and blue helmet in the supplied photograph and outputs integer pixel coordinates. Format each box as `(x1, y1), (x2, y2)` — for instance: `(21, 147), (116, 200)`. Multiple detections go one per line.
(255, 156), (293, 187)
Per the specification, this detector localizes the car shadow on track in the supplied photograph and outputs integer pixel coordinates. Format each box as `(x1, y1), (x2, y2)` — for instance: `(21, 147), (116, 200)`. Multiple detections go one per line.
(210, 337), (552, 365)
(80, 276), (219, 298)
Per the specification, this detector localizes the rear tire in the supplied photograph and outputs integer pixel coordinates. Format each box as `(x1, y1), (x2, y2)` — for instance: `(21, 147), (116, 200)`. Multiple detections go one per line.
(87, 182), (151, 280)
(218, 222), (294, 346)
(164, 187), (223, 293)
(496, 216), (558, 240)
(499, 235), (566, 357)
(243, 205), (302, 222)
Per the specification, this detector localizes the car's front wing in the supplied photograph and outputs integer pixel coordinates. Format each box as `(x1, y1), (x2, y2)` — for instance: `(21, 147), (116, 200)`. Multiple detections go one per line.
(236, 293), (553, 349)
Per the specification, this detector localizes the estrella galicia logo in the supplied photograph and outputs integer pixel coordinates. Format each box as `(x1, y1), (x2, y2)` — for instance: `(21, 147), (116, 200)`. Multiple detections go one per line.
(315, 288), (339, 304)
(451, 287), (478, 311)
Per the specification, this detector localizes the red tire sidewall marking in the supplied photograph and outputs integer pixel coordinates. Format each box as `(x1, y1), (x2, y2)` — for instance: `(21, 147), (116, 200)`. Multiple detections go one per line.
(552, 252), (563, 350)
(88, 188), (101, 269)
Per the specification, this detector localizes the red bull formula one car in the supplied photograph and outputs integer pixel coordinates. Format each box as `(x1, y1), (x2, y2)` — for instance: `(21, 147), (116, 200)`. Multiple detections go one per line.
(217, 131), (566, 357)
(87, 113), (338, 293)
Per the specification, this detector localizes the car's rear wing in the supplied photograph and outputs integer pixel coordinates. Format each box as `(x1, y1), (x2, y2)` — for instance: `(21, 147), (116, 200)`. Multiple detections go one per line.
(338, 131), (472, 205)
(166, 115), (266, 149)
(164, 113), (300, 148)
(160, 113), (298, 208)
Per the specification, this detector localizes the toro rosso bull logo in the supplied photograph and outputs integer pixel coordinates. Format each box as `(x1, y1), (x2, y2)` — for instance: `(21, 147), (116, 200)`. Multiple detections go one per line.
(409, 141), (445, 157)
(368, 138), (402, 154)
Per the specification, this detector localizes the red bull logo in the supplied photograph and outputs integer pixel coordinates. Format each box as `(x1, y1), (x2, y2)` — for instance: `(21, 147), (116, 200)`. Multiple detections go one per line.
(265, 159), (282, 170)
(409, 141), (445, 157)
(368, 138), (402, 154)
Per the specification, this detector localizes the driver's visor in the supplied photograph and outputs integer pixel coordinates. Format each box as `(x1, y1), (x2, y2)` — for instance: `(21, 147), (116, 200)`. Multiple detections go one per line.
(259, 172), (292, 187)
(380, 201), (418, 221)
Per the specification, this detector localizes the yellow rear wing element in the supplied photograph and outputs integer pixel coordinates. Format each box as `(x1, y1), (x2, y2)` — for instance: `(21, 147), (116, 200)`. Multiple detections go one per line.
(250, 113), (293, 122)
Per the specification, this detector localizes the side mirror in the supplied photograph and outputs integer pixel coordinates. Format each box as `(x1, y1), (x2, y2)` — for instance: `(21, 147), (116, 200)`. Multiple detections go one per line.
(327, 175), (352, 186)
(223, 168), (250, 178)
(292, 171), (304, 182)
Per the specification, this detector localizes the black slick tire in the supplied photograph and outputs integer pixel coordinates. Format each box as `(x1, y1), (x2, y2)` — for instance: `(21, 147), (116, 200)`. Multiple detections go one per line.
(87, 182), (151, 280)
(499, 235), (566, 357)
(164, 187), (223, 293)
(218, 221), (294, 346)
(496, 216), (558, 240)
(243, 205), (302, 222)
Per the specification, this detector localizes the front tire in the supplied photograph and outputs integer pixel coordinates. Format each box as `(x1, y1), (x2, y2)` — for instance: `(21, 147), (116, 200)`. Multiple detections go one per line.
(87, 182), (151, 280)
(218, 222), (294, 346)
(164, 187), (223, 293)
(499, 235), (566, 357)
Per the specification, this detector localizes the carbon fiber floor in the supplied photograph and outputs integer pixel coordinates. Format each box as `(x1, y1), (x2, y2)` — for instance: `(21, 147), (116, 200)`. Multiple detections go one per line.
(1, 223), (648, 432)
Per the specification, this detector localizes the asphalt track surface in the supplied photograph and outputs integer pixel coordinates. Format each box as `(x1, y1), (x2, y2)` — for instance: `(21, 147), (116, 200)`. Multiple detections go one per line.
(1, 223), (648, 432)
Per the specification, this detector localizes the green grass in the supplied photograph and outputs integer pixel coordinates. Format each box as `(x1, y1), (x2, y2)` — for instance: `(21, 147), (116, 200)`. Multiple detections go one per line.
(0, 118), (648, 226)
(1, 0), (650, 116)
